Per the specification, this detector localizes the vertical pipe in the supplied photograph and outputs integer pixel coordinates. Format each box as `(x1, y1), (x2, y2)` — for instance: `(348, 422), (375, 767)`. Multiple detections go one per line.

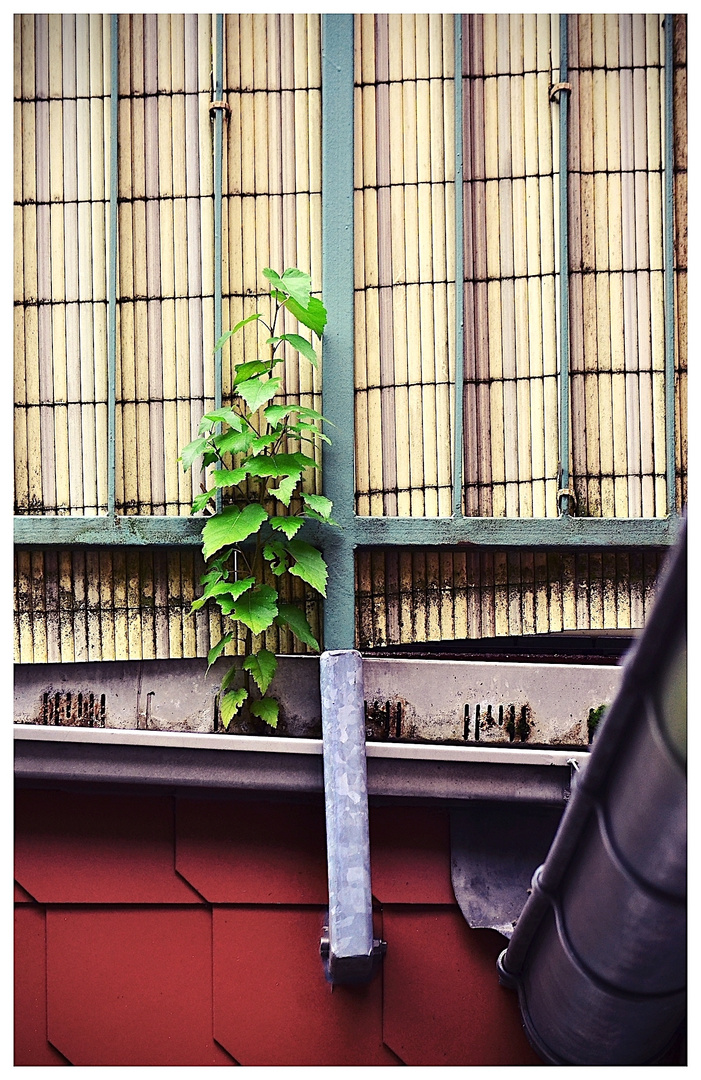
(663, 15), (676, 516)
(107, 13), (118, 518)
(321, 14), (356, 650)
(213, 14), (224, 512)
(320, 649), (378, 983)
(557, 14), (571, 517)
(452, 15), (465, 519)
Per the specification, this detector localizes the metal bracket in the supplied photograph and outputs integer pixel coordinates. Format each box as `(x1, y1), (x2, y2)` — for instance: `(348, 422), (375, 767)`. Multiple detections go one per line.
(549, 81), (572, 101)
(320, 914), (387, 985)
(209, 99), (231, 117)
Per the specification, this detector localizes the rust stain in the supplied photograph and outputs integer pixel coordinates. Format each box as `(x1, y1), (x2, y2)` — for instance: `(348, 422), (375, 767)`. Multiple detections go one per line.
(34, 689), (106, 728)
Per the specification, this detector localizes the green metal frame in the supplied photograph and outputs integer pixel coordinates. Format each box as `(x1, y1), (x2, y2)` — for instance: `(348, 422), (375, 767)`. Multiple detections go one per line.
(14, 14), (680, 638)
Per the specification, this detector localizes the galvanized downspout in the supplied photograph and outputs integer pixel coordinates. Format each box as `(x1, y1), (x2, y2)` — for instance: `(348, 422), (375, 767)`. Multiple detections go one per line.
(107, 13), (119, 519)
(319, 15), (384, 983)
(497, 519), (686, 1065)
(553, 15), (572, 517)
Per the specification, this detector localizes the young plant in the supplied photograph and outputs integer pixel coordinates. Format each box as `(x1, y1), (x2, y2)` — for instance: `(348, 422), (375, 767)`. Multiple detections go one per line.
(179, 268), (336, 730)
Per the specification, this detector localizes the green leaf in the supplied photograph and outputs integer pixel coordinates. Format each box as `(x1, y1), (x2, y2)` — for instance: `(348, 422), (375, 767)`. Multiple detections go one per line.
(179, 437), (208, 471)
(251, 432), (280, 453)
(204, 550), (233, 577)
(277, 333), (317, 367)
(207, 633), (233, 671)
(191, 488), (216, 514)
(263, 404), (298, 425)
(263, 539), (289, 576)
(202, 504), (269, 560)
(276, 603), (320, 651)
(230, 584), (279, 635)
(303, 494), (333, 519)
(281, 294), (327, 339)
(212, 467), (248, 488)
(245, 456), (288, 480)
(191, 576), (255, 613)
(289, 422), (331, 445)
(198, 408), (242, 433)
(268, 473), (301, 507)
(220, 664), (239, 693)
(238, 377), (282, 414)
(214, 428), (256, 456)
(221, 688), (248, 728)
(233, 360), (269, 385)
(270, 516), (304, 539)
(286, 540), (328, 596)
(262, 267), (284, 290)
(230, 312), (262, 336)
(267, 267), (312, 307)
(250, 697), (279, 728)
(243, 649), (278, 694)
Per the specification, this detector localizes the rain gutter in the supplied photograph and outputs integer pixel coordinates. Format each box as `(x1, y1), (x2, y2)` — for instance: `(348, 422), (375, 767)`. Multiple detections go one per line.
(497, 520), (686, 1064)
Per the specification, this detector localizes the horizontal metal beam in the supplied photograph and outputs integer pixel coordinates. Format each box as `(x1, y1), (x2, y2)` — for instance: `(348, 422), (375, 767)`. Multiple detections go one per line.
(14, 725), (587, 805)
(14, 513), (679, 549)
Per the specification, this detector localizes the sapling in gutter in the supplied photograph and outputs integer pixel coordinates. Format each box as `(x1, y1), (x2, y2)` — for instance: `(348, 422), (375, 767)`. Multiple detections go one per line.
(180, 268), (336, 729)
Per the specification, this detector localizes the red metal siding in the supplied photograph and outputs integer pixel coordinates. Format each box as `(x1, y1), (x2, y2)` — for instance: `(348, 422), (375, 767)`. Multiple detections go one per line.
(15, 789), (202, 903)
(15, 788), (543, 1066)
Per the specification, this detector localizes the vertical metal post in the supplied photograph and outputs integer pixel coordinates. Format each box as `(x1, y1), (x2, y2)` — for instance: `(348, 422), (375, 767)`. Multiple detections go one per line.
(319, 650), (384, 983)
(557, 14), (571, 517)
(452, 14), (465, 520)
(663, 15), (677, 515)
(321, 13), (356, 651)
(213, 13), (224, 416)
(107, 13), (119, 518)
(213, 14), (224, 511)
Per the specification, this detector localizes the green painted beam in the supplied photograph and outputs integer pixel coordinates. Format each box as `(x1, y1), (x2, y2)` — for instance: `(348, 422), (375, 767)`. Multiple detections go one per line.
(14, 514), (678, 549)
(321, 13), (356, 650)
(557, 14), (572, 517)
(664, 14), (677, 515)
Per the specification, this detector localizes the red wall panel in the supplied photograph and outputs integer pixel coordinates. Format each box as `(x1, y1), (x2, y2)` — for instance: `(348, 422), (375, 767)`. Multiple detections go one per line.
(15, 788), (545, 1067)
(45, 908), (236, 1066)
(176, 796), (329, 903)
(14, 907), (68, 1066)
(213, 907), (399, 1066)
(15, 789), (202, 904)
(382, 906), (542, 1065)
(369, 806), (455, 904)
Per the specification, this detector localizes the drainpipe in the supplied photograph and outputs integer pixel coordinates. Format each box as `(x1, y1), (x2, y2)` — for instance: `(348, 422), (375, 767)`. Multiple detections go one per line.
(497, 519), (686, 1065)
(319, 650), (385, 983)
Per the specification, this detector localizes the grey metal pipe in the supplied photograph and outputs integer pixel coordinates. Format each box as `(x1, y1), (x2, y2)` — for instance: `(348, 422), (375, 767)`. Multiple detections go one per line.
(319, 649), (385, 983)
(498, 520), (686, 1065)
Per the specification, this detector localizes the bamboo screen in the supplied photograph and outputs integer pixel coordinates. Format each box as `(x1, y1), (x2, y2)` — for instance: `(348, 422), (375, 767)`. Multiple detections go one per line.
(14, 13), (323, 663)
(15, 14), (111, 517)
(460, 14), (560, 519)
(354, 14), (456, 517)
(567, 13), (682, 519)
(14, 14), (686, 663)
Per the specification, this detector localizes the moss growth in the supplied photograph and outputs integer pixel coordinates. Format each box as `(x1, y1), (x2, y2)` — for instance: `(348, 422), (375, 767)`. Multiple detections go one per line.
(587, 704), (607, 743)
